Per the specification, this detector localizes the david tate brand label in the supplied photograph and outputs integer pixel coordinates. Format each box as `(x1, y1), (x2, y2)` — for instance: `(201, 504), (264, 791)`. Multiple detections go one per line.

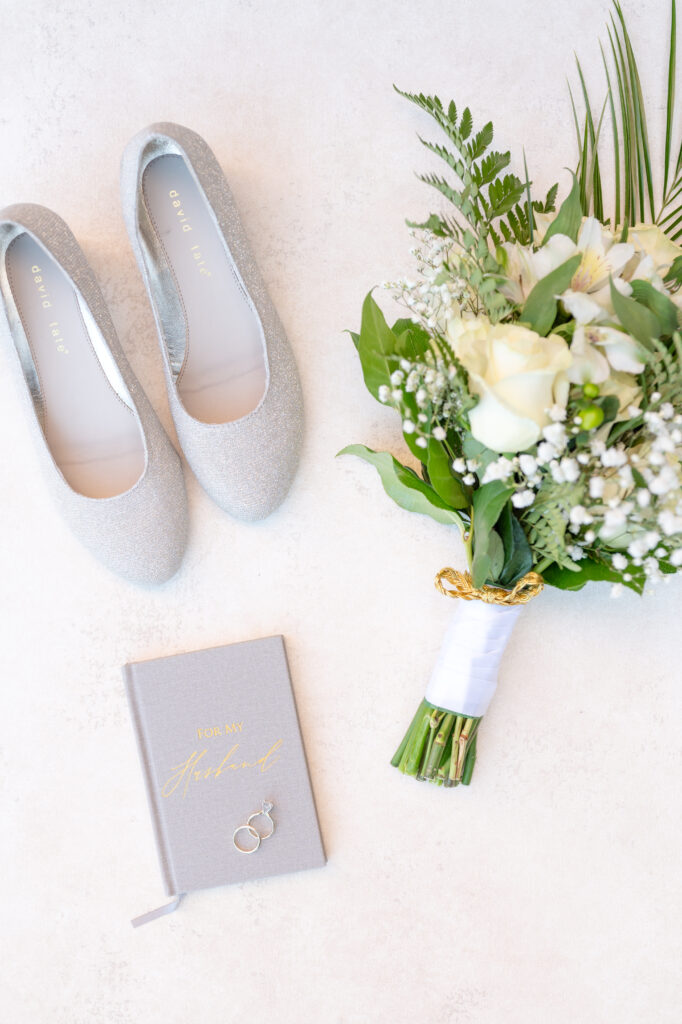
(31, 265), (68, 354)
(168, 189), (212, 277)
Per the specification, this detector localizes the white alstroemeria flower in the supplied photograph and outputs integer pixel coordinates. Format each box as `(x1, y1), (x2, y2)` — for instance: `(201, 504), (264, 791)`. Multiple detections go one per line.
(561, 275), (634, 324)
(571, 217), (635, 291)
(501, 214), (561, 302)
(529, 217), (633, 288)
(628, 253), (668, 292)
(499, 242), (539, 304)
(532, 211), (557, 245)
(528, 232), (577, 281)
(521, 217), (634, 324)
(629, 223), (682, 276)
(566, 325), (645, 384)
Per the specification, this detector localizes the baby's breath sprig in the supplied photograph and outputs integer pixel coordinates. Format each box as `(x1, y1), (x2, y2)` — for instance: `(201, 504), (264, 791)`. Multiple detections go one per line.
(377, 346), (472, 454)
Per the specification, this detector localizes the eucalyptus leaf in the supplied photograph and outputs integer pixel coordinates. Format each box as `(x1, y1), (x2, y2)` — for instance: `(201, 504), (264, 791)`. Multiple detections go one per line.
(496, 505), (534, 587)
(520, 254), (581, 336)
(426, 439), (468, 509)
(338, 445), (464, 533)
(356, 291), (399, 399)
(462, 436), (487, 459)
(664, 254), (682, 287)
(543, 556), (643, 593)
(598, 394), (621, 424)
(609, 278), (662, 344)
(487, 530), (505, 582)
(473, 481), (515, 534)
(462, 434), (498, 474)
(630, 279), (679, 335)
(471, 482), (514, 587)
(392, 318), (431, 359)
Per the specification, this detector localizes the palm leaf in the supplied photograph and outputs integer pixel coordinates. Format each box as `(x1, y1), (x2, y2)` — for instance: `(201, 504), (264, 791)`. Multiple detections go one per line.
(600, 41), (621, 228)
(523, 149), (534, 243)
(567, 81), (584, 156)
(575, 2), (681, 236)
(664, 0), (677, 196)
(614, 1), (656, 221)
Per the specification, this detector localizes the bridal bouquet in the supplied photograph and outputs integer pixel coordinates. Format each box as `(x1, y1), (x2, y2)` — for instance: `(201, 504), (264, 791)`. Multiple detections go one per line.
(341, 1), (682, 787)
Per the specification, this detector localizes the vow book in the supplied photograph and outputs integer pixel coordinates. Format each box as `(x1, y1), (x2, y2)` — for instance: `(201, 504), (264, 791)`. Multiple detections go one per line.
(124, 635), (325, 926)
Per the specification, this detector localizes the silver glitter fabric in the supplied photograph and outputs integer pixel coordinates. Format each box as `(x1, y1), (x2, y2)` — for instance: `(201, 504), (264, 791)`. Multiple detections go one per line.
(0, 203), (189, 585)
(120, 123), (304, 521)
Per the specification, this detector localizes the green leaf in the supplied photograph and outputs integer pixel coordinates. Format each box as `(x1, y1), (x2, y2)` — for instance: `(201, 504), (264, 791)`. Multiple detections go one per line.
(471, 483), (514, 587)
(355, 291), (398, 399)
(520, 255), (582, 336)
(601, 40), (621, 230)
(460, 107), (473, 140)
(574, 56), (607, 218)
(523, 150), (534, 244)
(471, 121), (493, 159)
(462, 434), (498, 475)
(540, 182), (559, 213)
(664, 254), (682, 287)
(426, 439), (468, 509)
(405, 213), (451, 237)
(348, 330), (360, 352)
(663, 0), (677, 199)
(392, 319), (431, 360)
(487, 530), (505, 582)
(543, 174), (582, 244)
(614, 1), (656, 222)
(598, 394), (621, 425)
(338, 445), (464, 533)
(543, 556), (643, 594)
(609, 278), (662, 344)
(381, 329), (432, 462)
(630, 279), (680, 335)
(496, 505), (534, 588)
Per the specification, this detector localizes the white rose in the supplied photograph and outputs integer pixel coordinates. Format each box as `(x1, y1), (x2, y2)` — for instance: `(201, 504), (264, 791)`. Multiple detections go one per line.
(447, 318), (572, 453)
(629, 224), (682, 276)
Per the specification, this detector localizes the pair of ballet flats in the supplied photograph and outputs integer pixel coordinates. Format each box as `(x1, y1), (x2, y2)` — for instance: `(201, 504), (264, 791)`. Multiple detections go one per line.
(0, 123), (303, 585)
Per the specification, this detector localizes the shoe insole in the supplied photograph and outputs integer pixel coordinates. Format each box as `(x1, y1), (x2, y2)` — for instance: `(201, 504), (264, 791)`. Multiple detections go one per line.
(6, 233), (145, 499)
(141, 153), (267, 424)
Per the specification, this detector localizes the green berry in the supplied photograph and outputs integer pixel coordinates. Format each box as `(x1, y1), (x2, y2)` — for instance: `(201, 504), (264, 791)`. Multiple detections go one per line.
(579, 404), (604, 430)
(583, 382), (600, 399)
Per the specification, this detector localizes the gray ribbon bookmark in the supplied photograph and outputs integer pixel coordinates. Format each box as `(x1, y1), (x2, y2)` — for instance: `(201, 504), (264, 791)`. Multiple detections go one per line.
(132, 893), (185, 928)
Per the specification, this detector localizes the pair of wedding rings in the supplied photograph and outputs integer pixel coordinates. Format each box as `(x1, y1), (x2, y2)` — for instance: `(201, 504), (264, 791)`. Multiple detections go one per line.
(233, 800), (275, 854)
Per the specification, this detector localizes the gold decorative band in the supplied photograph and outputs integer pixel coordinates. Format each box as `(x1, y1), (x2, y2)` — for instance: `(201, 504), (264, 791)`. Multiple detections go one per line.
(434, 568), (544, 605)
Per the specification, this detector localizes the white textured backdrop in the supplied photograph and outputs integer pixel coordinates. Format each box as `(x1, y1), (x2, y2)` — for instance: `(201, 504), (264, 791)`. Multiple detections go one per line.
(0, 1), (680, 1022)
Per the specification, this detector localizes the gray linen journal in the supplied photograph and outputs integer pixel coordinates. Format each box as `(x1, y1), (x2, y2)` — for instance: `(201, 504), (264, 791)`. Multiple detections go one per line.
(124, 635), (325, 924)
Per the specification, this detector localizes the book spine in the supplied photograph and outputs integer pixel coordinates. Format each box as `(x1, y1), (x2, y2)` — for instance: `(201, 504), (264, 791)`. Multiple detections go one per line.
(123, 665), (178, 897)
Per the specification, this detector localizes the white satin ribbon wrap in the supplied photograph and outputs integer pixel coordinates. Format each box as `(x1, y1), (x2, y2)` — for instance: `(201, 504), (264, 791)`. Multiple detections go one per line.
(425, 599), (522, 718)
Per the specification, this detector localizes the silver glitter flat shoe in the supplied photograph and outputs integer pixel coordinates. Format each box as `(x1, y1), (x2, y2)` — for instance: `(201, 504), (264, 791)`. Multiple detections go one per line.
(0, 203), (188, 585)
(120, 122), (303, 521)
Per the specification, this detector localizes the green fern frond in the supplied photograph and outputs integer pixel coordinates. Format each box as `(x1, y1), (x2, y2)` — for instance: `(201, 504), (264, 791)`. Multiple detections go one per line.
(520, 482), (584, 572)
(394, 84), (532, 321)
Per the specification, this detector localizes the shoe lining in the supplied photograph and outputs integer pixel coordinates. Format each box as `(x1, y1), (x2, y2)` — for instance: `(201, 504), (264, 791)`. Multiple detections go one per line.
(5, 232), (145, 498)
(141, 153), (267, 424)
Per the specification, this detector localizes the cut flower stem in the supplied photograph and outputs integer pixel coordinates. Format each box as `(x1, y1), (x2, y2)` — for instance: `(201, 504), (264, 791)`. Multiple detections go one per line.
(393, 700), (481, 787)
